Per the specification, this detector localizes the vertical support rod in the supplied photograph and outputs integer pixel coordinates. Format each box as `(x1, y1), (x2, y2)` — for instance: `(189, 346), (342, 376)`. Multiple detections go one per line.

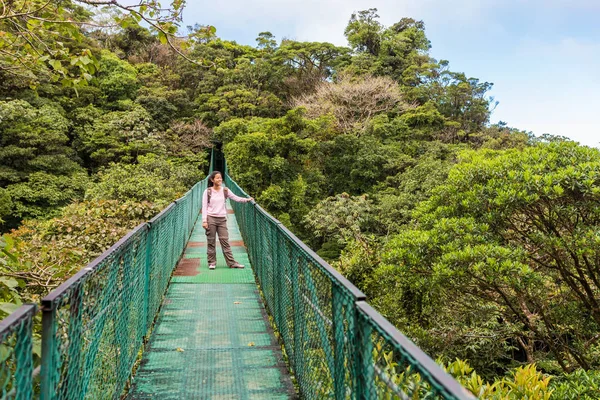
(291, 250), (304, 394)
(144, 222), (153, 333)
(332, 285), (345, 400)
(356, 308), (375, 400)
(40, 303), (57, 400)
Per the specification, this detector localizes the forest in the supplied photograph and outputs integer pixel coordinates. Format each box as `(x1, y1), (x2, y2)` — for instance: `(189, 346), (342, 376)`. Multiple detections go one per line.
(1, 1), (600, 398)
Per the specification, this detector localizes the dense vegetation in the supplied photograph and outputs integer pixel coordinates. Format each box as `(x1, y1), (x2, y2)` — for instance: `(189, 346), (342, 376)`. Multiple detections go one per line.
(1, 2), (599, 398)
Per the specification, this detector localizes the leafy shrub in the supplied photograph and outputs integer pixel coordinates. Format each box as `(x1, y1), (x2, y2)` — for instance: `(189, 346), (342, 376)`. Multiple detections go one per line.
(86, 154), (203, 205)
(5, 200), (162, 300)
(7, 171), (89, 221)
(446, 359), (552, 399)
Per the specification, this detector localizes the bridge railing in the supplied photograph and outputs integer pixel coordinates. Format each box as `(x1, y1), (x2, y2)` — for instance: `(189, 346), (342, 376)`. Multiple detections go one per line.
(38, 178), (206, 400)
(0, 178), (206, 400)
(0, 304), (37, 399)
(226, 174), (475, 400)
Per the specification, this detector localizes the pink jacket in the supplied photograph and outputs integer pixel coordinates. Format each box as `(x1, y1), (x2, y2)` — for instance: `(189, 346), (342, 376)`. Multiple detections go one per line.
(202, 187), (250, 222)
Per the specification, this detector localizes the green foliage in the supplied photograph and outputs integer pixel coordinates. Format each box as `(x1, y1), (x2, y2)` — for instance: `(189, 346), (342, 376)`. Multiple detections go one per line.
(378, 18), (432, 84)
(420, 66), (495, 137)
(322, 134), (411, 195)
(73, 104), (160, 168)
(0, 235), (24, 318)
(273, 40), (351, 96)
(223, 113), (321, 193)
(345, 8), (383, 55)
(135, 62), (195, 126)
(549, 369), (600, 399)
(372, 154), (454, 233)
(0, 0), (97, 87)
(95, 50), (140, 102)
(6, 171), (89, 221)
(0, 100), (88, 226)
(0, 189), (12, 226)
(5, 199), (162, 301)
(0, 0), (187, 88)
(368, 142), (600, 375)
(196, 84), (284, 125)
(0, 100), (81, 184)
(86, 155), (203, 205)
(304, 193), (373, 245)
(446, 360), (553, 399)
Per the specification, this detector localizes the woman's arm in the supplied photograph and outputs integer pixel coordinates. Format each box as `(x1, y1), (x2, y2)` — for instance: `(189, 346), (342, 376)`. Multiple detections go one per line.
(227, 190), (253, 203)
(201, 189), (209, 223)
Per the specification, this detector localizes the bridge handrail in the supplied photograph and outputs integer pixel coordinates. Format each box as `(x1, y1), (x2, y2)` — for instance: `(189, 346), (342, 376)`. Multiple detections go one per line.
(225, 174), (475, 400)
(36, 179), (206, 399)
(0, 177), (206, 400)
(37, 179), (206, 399)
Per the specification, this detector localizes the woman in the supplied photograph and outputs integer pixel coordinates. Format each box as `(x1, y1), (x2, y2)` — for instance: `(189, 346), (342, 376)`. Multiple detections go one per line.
(201, 171), (253, 270)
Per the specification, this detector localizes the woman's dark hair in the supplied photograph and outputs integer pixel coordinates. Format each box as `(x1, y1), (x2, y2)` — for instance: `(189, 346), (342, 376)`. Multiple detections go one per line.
(207, 171), (222, 187)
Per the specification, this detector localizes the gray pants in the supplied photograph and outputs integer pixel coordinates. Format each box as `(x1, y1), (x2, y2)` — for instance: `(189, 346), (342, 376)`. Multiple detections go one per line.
(206, 216), (237, 267)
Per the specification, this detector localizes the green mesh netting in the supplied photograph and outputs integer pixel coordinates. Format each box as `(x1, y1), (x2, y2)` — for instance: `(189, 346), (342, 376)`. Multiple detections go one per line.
(226, 174), (473, 400)
(39, 180), (206, 400)
(0, 304), (36, 400)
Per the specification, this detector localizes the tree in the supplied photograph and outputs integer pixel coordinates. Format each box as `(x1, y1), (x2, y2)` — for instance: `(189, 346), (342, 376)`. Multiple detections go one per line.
(86, 154), (203, 205)
(95, 50), (140, 103)
(273, 40), (351, 96)
(0, 0), (188, 86)
(0, 100), (88, 226)
(371, 142), (600, 373)
(378, 18), (432, 85)
(344, 8), (383, 56)
(72, 104), (161, 169)
(410, 62), (496, 138)
(293, 72), (407, 132)
(256, 32), (277, 51)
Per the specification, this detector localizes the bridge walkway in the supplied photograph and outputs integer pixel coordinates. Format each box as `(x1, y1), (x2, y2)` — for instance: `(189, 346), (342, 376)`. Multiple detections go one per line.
(127, 207), (296, 399)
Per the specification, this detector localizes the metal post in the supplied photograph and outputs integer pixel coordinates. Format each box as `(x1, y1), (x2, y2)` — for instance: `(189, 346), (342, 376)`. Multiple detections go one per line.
(355, 308), (375, 400)
(40, 303), (57, 400)
(144, 222), (153, 333)
(291, 250), (304, 392)
(332, 285), (345, 400)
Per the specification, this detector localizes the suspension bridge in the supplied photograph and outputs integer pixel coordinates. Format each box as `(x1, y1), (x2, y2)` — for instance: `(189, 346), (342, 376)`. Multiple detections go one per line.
(1, 153), (475, 399)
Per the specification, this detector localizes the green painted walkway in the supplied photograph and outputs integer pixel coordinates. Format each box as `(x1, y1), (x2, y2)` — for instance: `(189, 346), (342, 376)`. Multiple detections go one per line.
(127, 208), (296, 399)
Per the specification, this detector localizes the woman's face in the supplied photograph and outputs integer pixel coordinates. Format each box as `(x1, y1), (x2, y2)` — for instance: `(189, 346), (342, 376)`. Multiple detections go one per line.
(212, 173), (223, 185)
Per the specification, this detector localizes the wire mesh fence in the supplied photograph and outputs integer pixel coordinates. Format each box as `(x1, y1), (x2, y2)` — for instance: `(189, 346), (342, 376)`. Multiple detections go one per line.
(0, 304), (36, 400)
(0, 178), (206, 400)
(226, 174), (475, 400)
(38, 180), (206, 400)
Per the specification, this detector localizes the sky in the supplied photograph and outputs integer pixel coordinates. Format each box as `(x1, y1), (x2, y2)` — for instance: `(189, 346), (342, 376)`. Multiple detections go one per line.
(180, 0), (600, 147)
